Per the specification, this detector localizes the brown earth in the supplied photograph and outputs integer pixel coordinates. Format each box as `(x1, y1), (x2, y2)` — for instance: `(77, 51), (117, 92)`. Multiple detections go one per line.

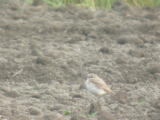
(0, 0), (160, 120)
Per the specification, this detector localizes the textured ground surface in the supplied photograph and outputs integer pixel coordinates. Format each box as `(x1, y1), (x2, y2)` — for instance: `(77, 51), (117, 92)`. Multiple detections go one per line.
(0, 1), (160, 120)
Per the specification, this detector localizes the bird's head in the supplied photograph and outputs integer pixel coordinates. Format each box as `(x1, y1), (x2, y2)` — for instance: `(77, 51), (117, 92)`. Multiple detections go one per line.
(87, 73), (98, 79)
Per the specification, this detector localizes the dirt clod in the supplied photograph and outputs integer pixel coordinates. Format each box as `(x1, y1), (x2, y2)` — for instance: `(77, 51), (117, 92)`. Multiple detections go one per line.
(43, 113), (66, 120)
(97, 108), (116, 120)
(99, 47), (111, 54)
(28, 107), (41, 116)
(147, 63), (160, 74)
(148, 111), (160, 120)
(113, 91), (128, 104)
(3, 90), (19, 98)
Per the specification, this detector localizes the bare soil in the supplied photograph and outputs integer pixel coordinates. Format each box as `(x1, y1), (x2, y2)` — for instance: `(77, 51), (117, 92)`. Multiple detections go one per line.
(0, 1), (160, 120)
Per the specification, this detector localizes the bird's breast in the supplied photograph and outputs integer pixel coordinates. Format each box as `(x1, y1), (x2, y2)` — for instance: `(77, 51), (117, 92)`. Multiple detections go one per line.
(85, 81), (106, 95)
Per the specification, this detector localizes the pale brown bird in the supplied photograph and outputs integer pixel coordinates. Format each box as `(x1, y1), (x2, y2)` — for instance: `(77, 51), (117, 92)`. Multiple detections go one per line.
(84, 73), (113, 96)
(79, 73), (114, 120)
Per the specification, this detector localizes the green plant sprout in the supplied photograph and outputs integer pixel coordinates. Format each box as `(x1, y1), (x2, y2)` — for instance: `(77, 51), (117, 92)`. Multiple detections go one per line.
(64, 110), (71, 115)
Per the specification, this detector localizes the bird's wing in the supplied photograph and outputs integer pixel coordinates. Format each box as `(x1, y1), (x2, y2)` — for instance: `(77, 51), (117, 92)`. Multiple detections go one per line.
(90, 77), (112, 93)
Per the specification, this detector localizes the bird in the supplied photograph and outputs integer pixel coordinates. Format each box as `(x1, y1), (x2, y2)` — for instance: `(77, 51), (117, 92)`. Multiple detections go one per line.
(79, 73), (114, 119)
(81, 73), (113, 96)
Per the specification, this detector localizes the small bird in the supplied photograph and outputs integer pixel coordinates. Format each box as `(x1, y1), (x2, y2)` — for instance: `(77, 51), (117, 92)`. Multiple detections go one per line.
(79, 73), (113, 119)
(83, 73), (113, 96)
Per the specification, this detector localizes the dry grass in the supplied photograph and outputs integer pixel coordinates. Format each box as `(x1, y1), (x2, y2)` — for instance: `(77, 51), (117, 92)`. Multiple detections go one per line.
(25, 0), (160, 8)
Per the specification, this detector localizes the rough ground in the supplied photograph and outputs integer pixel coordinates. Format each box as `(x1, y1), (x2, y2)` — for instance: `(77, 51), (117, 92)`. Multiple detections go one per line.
(0, 0), (160, 120)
